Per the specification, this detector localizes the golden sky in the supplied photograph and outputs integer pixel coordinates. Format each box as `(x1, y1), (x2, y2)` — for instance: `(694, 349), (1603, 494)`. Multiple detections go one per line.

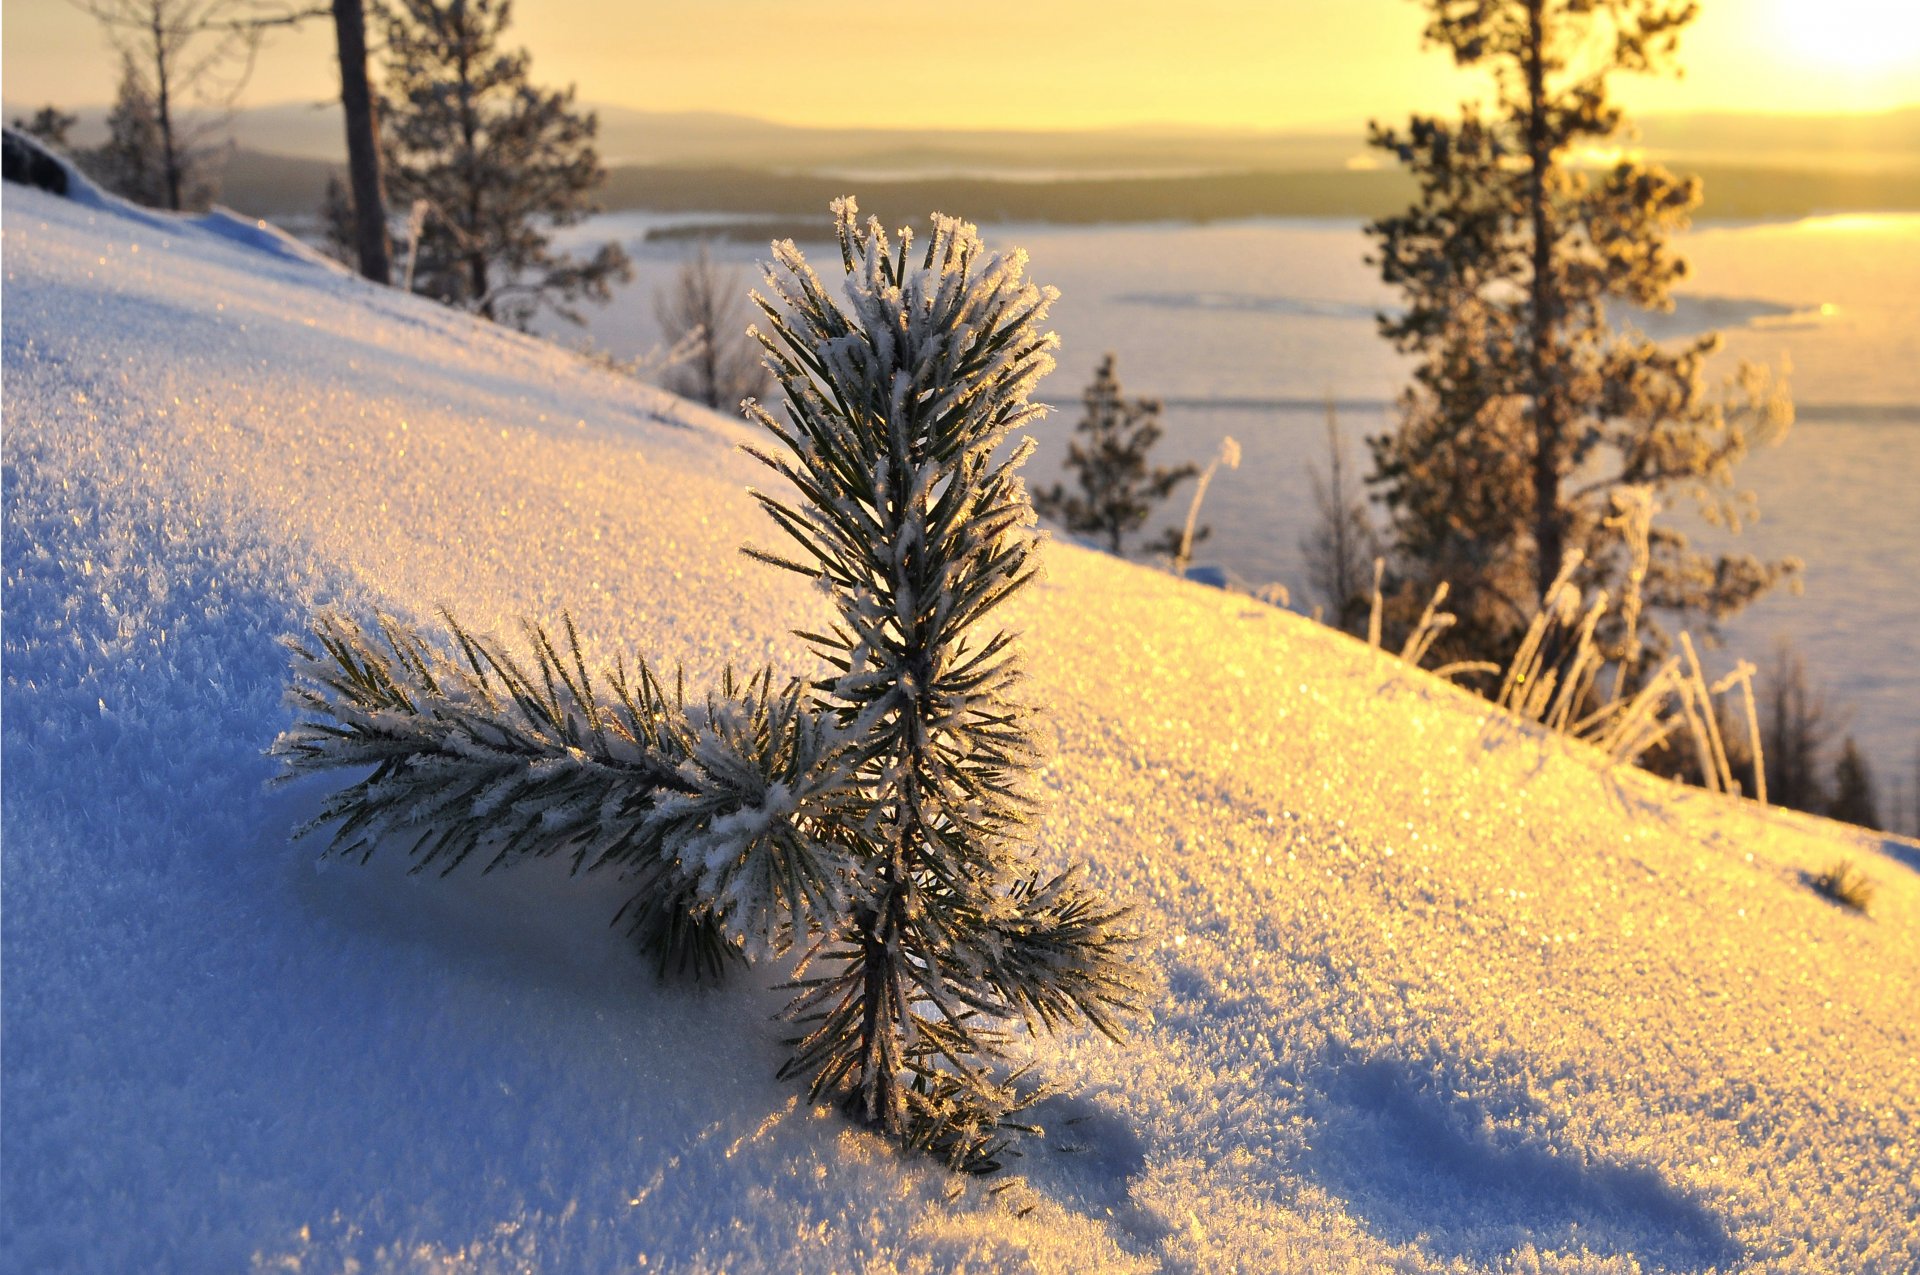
(5, 0), (1918, 130)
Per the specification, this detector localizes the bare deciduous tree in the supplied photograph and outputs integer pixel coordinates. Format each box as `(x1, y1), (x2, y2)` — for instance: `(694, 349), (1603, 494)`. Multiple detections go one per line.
(1301, 403), (1379, 634)
(653, 244), (771, 412)
(75, 0), (323, 210)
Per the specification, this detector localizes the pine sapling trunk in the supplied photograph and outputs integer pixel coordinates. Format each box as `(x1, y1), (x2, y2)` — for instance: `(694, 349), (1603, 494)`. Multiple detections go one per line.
(853, 868), (908, 1133)
(847, 425), (935, 1134)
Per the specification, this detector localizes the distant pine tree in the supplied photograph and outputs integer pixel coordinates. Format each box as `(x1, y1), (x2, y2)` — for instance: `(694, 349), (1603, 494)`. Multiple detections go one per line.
(1828, 738), (1881, 831)
(1368, 0), (1797, 668)
(10, 105), (78, 149)
(1033, 353), (1195, 557)
(88, 55), (177, 208)
(1761, 643), (1834, 814)
(317, 173), (365, 267)
(377, 0), (629, 327)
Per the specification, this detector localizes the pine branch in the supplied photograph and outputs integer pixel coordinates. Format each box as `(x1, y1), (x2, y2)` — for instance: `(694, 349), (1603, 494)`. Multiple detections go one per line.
(272, 610), (863, 972)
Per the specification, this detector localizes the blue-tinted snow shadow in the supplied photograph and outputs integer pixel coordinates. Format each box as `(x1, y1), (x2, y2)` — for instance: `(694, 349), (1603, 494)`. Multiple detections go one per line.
(1871, 835), (1920, 875)
(1019, 1089), (1169, 1251)
(0, 424), (841, 1272)
(1299, 1045), (1738, 1270)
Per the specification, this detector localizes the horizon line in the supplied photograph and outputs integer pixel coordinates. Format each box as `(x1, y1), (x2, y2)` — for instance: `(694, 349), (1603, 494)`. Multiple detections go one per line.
(10, 98), (1920, 138)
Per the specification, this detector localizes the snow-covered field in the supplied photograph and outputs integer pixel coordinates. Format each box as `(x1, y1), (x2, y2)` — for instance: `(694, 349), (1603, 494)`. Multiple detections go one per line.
(4, 182), (1918, 1273)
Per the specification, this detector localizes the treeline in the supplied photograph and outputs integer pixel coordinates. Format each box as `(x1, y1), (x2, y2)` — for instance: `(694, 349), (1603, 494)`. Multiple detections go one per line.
(604, 164), (1920, 230)
(189, 152), (1920, 227)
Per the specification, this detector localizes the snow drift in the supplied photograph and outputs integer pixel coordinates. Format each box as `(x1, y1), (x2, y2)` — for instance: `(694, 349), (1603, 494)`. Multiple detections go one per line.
(3, 181), (1916, 1273)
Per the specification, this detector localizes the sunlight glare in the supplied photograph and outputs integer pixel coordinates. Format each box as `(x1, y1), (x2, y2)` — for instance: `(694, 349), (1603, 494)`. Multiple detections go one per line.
(1771, 0), (1920, 73)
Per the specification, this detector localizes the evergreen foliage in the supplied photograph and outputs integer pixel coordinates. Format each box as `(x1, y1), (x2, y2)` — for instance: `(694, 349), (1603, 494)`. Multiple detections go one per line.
(275, 199), (1140, 1172)
(10, 106), (78, 149)
(1367, 0), (1796, 667)
(376, 0), (630, 327)
(1827, 737), (1880, 832)
(654, 244), (773, 412)
(1032, 353), (1196, 557)
(745, 199), (1141, 1165)
(274, 613), (858, 979)
(89, 55), (186, 209)
(318, 173), (365, 267)
(1760, 642), (1834, 815)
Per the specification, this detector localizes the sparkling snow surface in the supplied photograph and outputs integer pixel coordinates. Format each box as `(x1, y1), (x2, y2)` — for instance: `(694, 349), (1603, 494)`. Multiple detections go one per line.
(4, 186), (1917, 1274)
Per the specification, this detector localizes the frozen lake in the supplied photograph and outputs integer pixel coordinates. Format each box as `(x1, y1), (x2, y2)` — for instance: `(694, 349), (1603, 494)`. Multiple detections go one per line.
(544, 212), (1920, 788)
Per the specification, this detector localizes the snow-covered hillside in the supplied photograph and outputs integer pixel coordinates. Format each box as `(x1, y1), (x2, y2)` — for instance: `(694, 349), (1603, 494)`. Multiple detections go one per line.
(3, 182), (1916, 1274)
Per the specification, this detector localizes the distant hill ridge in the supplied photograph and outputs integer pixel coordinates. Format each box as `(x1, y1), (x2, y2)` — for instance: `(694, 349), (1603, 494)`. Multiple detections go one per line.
(11, 99), (1918, 170)
(17, 99), (1915, 225)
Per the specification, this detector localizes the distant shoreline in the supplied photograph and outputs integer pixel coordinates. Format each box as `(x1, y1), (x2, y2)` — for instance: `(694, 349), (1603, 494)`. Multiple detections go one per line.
(217, 151), (1920, 228)
(599, 164), (1920, 234)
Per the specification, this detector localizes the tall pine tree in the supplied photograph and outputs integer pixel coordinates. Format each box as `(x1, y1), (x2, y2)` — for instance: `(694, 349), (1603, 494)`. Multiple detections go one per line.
(377, 0), (629, 327)
(1368, 0), (1796, 665)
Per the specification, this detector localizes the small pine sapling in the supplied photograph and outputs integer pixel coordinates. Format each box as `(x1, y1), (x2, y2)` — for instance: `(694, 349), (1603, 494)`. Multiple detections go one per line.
(273, 198), (1141, 1173)
(746, 199), (1142, 1167)
(1827, 737), (1881, 831)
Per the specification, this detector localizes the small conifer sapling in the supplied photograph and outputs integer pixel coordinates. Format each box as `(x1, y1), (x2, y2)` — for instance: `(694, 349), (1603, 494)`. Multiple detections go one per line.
(745, 200), (1142, 1164)
(273, 198), (1141, 1172)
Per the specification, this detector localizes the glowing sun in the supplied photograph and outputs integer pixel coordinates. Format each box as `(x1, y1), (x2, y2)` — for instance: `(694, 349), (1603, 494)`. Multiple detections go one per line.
(1770, 0), (1920, 73)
